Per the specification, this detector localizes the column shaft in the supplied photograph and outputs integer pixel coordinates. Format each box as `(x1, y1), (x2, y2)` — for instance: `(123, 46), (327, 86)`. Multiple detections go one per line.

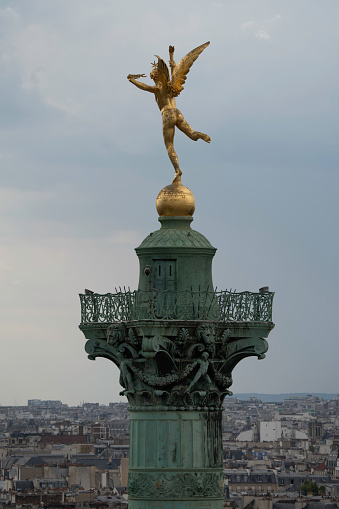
(128, 409), (224, 509)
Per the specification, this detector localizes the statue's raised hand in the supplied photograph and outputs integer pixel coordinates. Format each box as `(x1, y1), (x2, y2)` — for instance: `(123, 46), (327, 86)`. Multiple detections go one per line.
(127, 74), (146, 81)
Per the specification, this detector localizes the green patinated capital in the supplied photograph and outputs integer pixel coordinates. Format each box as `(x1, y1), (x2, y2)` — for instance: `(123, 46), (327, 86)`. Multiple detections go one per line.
(82, 320), (272, 410)
(79, 214), (275, 509)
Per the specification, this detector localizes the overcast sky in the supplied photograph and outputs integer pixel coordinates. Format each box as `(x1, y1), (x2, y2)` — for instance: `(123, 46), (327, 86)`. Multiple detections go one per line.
(0, 0), (338, 406)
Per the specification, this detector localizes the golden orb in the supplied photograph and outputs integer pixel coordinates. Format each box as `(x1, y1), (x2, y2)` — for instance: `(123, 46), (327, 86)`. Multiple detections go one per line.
(156, 182), (196, 217)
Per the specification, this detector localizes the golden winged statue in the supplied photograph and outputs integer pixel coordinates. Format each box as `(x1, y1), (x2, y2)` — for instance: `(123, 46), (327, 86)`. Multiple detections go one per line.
(127, 42), (211, 184)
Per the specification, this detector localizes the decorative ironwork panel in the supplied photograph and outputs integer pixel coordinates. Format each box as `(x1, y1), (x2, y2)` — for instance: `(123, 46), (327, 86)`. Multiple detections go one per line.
(80, 289), (274, 324)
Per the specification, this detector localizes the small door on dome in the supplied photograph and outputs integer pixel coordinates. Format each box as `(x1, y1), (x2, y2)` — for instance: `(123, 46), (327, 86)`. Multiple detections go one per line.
(153, 260), (176, 291)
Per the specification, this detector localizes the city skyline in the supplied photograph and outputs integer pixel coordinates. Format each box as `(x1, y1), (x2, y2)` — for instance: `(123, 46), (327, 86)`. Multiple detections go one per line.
(0, 1), (338, 406)
(0, 393), (338, 408)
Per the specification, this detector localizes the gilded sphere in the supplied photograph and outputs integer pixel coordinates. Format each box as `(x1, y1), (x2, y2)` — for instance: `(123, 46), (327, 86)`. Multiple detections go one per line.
(156, 183), (196, 217)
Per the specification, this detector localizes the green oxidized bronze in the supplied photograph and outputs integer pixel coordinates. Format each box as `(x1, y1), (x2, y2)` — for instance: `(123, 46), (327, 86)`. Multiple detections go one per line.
(79, 216), (274, 509)
(80, 289), (274, 324)
(81, 319), (270, 410)
(128, 471), (224, 498)
(79, 43), (275, 509)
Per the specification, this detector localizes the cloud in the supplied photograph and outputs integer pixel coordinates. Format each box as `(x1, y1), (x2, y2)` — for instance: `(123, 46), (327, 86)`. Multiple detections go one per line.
(265, 14), (281, 23)
(241, 14), (280, 41)
(109, 231), (143, 246)
(241, 21), (254, 30)
(43, 96), (82, 115)
(0, 7), (18, 19)
(0, 260), (14, 272)
(0, 0), (338, 405)
(0, 187), (55, 210)
(255, 29), (271, 40)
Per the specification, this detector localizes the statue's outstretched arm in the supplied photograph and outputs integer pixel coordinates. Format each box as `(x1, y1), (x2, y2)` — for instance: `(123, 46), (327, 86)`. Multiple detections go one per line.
(169, 45), (176, 76)
(127, 75), (158, 93)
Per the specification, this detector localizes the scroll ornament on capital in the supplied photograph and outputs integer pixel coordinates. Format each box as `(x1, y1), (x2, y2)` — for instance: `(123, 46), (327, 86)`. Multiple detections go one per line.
(85, 322), (268, 410)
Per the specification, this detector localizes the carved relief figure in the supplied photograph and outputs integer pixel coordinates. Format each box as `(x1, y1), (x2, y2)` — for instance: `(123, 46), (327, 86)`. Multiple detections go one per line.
(186, 351), (211, 392)
(127, 42), (211, 183)
(117, 353), (135, 394)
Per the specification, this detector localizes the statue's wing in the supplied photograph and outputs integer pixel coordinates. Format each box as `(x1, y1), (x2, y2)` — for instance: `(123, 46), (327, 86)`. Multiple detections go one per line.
(154, 55), (171, 93)
(171, 41), (210, 97)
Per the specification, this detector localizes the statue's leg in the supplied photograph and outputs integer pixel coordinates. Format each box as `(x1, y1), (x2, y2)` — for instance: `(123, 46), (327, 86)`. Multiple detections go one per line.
(176, 109), (211, 143)
(162, 109), (182, 182)
(186, 371), (202, 393)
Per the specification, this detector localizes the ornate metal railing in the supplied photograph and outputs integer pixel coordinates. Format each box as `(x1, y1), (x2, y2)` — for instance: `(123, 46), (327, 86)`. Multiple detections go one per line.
(80, 289), (274, 324)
